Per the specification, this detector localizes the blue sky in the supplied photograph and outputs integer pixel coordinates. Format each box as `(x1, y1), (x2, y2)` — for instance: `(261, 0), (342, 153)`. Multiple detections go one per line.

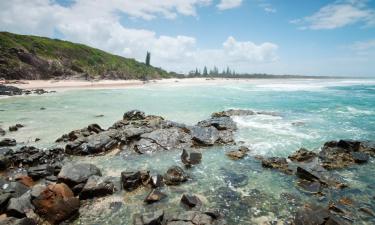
(1, 0), (375, 76)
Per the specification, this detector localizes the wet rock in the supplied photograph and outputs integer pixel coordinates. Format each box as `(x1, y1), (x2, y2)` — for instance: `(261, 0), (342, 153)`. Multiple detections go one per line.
(288, 148), (317, 162)
(0, 138), (16, 147)
(57, 163), (101, 187)
(163, 210), (225, 225)
(134, 209), (164, 225)
(121, 170), (150, 191)
(144, 189), (167, 204)
(180, 194), (202, 209)
(0, 155), (10, 170)
(9, 124), (23, 132)
(0, 128), (5, 136)
(351, 152), (369, 163)
(3, 182), (29, 198)
(79, 175), (115, 200)
(0, 217), (36, 225)
(181, 149), (202, 167)
(261, 157), (292, 174)
(56, 123), (104, 143)
(293, 204), (331, 225)
(297, 180), (322, 194)
(150, 174), (164, 188)
(0, 193), (11, 212)
(31, 183), (80, 224)
(226, 146), (250, 160)
(295, 166), (346, 189)
(189, 126), (219, 146)
(123, 110), (146, 121)
(6, 193), (34, 218)
(197, 117), (237, 131)
(164, 166), (188, 185)
(27, 164), (54, 180)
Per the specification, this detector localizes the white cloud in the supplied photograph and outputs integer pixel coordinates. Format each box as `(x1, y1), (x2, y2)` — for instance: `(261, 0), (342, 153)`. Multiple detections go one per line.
(217, 0), (243, 10)
(0, 0), (278, 74)
(291, 0), (375, 30)
(351, 39), (375, 51)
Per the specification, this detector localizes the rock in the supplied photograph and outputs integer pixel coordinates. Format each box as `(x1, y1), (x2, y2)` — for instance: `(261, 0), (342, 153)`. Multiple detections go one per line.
(261, 157), (292, 174)
(0, 85), (23, 96)
(31, 183), (79, 224)
(295, 166), (346, 189)
(0, 193), (11, 212)
(164, 166), (188, 185)
(57, 163), (101, 187)
(293, 204), (330, 225)
(211, 109), (256, 117)
(135, 128), (192, 153)
(144, 189), (167, 204)
(297, 180), (322, 194)
(6, 193), (34, 218)
(56, 123), (104, 143)
(150, 174), (164, 188)
(197, 117), (237, 131)
(134, 210), (164, 225)
(189, 126), (219, 146)
(0, 155), (10, 170)
(123, 110), (146, 121)
(225, 146), (249, 160)
(27, 164), (54, 180)
(14, 176), (34, 187)
(0, 128), (5, 136)
(180, 194), (202, 209)
(9, 124), (23, 132)
(40, 107), (46, 110)
(121, 171), (150, 191)
(222, 170), (248, 188)
(0, 217), (37, 225)
(3, 182), (30, 198)
(288, 148), (317, 162)
(79, 175), (115, 200)
(181, 149), (202, 167)
(351, 152), (369, 163)
(163, 210), (224, 225)
(359, 207), (375, 217)
(0, 138), (16, 147)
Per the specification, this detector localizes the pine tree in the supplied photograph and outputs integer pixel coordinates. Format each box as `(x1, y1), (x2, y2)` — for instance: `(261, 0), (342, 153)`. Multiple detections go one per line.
(145, 51), (151, 66)
(203, 66), (208, 76)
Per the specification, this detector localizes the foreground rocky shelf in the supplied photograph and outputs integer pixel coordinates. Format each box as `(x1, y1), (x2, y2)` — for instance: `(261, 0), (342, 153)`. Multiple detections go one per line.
(0, 84), (52, 96)
(0, 109), (374, 224)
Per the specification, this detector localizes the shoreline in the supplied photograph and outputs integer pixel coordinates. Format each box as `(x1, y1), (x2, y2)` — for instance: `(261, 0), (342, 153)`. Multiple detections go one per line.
(1, 77), (359, 91)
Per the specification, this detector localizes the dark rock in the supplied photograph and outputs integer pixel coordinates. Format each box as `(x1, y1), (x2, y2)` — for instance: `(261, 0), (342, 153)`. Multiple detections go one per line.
(211, 109), (256, 117)
(31, 183), (79, 224)
(144, 189), (167, 204)
(45, 175), (58, 182)
(123, 110), (146, 121)
(351, 152), (369, 163)
(261, 157), (292, 174)
(6, 193), (34, 218)
(0, 138), (16, 147)
(0, 217), (36, 225)
(163, 210), (223, 225)
(180, 194), (202, 209)
(295, 166), (346, 189)
(57, 163), (101, 187)
(79, 175), (115, 200)
(181, 149), (202, 167)
(9, 124), (23, 132)
(226, 146), (249, 160)
(133, 210), (164, 225)
(121, 171), (150, 191)
(294, 205), (330, 225)
(0, 85), (23, 96)
(189, 126), (219, 146)
(34, 138), (40, 142)
(288, 148), (317, 162)
(27, 164), (54, 180)
(150, 174), (164, 188)
(3, 182), (30, 198)
(296, 180), (322, 194)
(197, 117), (237, 131)
(56, 123), (104, 143)
(0, 154), (10, 170)
(164, 166), (188, 185)
(0, 128), (5, 136)
(0, 193), (11, 212)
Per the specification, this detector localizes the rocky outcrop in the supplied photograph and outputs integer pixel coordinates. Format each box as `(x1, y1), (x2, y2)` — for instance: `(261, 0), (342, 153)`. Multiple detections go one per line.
(261, 157), (292, 174)
(288, 148), (317, 162)
(56, 124), (104, 143)
(9, 124), (24, 132)
(79, 175), (115, 200)
(226, 146), (250, 160)
(121, 170), (150, 191)
(164, 166), (188, 185)
(0, 138), (16, 147)
(0, 85), (51, 96)
(57, 163), (101, 189)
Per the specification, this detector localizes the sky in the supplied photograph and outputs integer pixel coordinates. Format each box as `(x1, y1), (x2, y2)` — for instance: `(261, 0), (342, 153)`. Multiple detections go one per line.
(0, 0), (375, 77)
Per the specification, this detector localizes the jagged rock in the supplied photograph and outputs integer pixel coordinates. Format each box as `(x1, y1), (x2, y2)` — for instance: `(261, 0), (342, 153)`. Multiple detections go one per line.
(9, 124), (23, 132)
(0, 154), (10, 170)
(121, 171), (150, 191)
(226, 146), (250, 160)
(27, 164), (54, 180)
(0, 193), (11, 212)
(189, 126), (219, 146)
(14, 176), (34, 188)
(164, 166), (188, 185)
(65, 130), (119, 155)
(181, 149), (202, 167)
(57, 163), (101, 187)
(197, 117), (237, 131)
(133, 210), (164, 225)
(211, 109), (256, 117)
(56, 123), (104, 142)
(6, 193), (34, 218)
(144, 189), (167, 204)
(261, 157), (292, 174)
(288, 148), (317, 162)
(297, 180), (322, 194)
(3, 182), (30, 198)
(123, 110), (146, 121)
(180, 194), (202, 209)
(0, 85), (23, 96)
(0, 138), (16, 147)
(295, 166), (346, 189)
(150, 174), (164, 188)
(31, 183), (79, 224)
(79, 175), (115, 200)
(351, 152), (369, 163)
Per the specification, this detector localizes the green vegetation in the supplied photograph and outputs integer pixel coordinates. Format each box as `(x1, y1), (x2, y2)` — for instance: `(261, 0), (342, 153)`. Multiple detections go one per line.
(0, 32), (176, 80)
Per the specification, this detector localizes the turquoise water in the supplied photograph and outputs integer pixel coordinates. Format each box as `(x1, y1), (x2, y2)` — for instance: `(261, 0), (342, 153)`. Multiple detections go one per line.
(1, 79), (375, 224)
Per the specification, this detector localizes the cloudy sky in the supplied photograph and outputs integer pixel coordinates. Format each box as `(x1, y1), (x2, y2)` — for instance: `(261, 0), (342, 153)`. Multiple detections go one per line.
(1, 0), (375, 76)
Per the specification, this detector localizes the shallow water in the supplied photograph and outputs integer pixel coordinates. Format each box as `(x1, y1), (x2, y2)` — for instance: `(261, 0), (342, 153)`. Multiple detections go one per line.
(1, 79), (375, 224)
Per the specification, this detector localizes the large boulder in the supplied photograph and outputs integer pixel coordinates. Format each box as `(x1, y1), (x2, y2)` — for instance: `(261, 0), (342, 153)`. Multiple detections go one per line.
(0, 128), (5, 136)
(164, 166), (188, 185)
(57, 163), (101, 188)
(197, 117), (237, 131)
(181, 149), (202, 167)
(79, 175), (115, 200)
(123, 110), (146, 121)
(189, 126), (219, 146)
(180, 194), (202, 209)
(0, 138), (16, 147)
(6, 193), (34, 218)
(31, 183), (80, 224)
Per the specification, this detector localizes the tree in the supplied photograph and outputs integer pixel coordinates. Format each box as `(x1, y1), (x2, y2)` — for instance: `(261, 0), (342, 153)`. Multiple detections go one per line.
(145, 51), (151, 66)
(203, 66), (208, 76)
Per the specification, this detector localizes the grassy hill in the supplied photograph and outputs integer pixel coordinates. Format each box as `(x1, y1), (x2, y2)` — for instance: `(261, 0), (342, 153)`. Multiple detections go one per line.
(0, 32), (175, 80)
